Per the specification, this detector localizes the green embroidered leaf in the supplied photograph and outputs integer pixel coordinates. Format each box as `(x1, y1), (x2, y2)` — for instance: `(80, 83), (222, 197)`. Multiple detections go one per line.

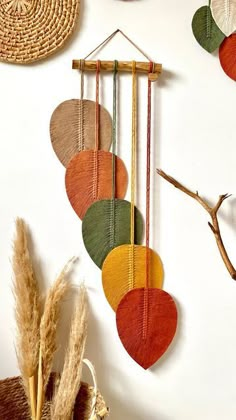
(192, 6), (225, 53)
(82, 199), (144, 269)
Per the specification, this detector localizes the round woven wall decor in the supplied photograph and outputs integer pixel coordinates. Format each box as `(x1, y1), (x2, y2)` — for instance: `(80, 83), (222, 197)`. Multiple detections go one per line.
(0, 0), (80, 64)
(50, 99), (112, 167)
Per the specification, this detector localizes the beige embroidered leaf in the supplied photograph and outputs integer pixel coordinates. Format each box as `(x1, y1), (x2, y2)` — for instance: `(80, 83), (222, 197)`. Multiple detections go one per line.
(211, 0), (236, 36)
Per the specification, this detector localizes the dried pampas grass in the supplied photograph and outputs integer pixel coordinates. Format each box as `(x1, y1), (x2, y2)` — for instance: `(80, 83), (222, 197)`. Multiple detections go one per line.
(12, 219), (94, 420)
(51, 284), (88, 420)
(36, 258), (75, 420)
(12, 218), (40, 418)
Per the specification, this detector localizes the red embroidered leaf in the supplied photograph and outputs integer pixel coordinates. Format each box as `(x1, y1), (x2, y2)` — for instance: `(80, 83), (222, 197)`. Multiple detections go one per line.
(219, 34), (236, 80)
(116, 287), (178, 369)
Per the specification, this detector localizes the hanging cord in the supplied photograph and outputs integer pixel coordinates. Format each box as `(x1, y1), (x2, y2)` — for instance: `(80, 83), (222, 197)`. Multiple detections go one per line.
(110, 61), (118, 247)
(127, 61), (137, 292)
(84, 29), (120, 59)
(93, 60), (100, 201)
(83, 29), (152, 62)
(118, 30), (151, 61)
(95, 60), (100, 151)
(78, 59), (85, 151)
(112, 60), (118, 199)
(80, 59), (85, 100)
(145, 61), (154, 289)
(130, 61), (137, 246)
(143, 62), (154, 341)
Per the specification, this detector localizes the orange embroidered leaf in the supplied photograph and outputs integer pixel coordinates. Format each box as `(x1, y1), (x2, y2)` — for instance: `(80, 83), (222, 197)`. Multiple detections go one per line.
(65, 150), (128, 220)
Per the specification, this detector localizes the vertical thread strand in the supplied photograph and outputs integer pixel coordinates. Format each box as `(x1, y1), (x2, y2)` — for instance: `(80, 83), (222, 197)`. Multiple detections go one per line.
(128, 61), (137, 294)
(78, 59), (85, 151)
(145, 62), (153, 289)
(110, 60), (118, 247)
(130, 61), (137, 246)
(112, 60), (118, 199)
(95, 60), (100, 152)
(143, 62), (154, 341)
(93, 60), (100, 200)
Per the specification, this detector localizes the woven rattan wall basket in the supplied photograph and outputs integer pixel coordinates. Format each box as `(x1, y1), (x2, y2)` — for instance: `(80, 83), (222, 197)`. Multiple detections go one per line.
(0, 375), (109, 419)
(0, 0), (80, 64)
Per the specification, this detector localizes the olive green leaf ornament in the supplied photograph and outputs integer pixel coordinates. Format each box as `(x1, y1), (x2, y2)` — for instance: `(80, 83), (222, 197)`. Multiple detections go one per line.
(192, 5), (225, 53)
(82, 199), (143, 269)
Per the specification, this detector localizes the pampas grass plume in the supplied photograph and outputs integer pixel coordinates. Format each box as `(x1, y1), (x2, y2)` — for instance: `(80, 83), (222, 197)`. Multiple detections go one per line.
(36, 257), (76, 420)
(51, 284), (88, 420)
(12, 218), (40, 418)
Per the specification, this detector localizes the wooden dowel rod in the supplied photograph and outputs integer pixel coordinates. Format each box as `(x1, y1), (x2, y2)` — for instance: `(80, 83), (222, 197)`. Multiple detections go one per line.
(72, 60), (162, 74)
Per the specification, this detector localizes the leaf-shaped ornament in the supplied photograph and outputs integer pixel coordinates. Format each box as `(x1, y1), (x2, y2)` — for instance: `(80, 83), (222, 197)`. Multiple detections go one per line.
(192, 6), (225, 52)
(219, 33), (236, 79)
(65, 151), (128, 220)
(50, 99), (112, 168)
(102, 245), (164, 311)
(116, 288), (178, 369)
(211, 0), (236, 36)
(82, 199), (143, 269)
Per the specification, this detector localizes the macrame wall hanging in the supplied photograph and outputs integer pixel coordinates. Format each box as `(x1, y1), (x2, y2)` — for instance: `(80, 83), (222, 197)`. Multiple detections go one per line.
(50, 29), (178, 369)
(82, 60), (143, 269)
(192, 0), (236, 80)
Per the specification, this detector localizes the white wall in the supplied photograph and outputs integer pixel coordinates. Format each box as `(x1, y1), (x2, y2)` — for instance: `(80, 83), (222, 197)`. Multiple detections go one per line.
(1, 0), (236, 419)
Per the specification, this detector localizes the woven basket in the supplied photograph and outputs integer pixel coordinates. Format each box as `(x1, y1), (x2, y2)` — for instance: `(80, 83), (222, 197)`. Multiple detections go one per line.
(0, 360), (109, 419)
(0, 0), (80, 64)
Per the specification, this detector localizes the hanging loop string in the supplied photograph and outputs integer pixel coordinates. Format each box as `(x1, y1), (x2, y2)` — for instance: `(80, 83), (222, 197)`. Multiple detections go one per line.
(112, 60), (118, 199)
(145, 61), (154, 289)
(118, 30), (152, 61)
(84, 29), (119, 60)
(78, 59), (85, 151)
(130, 61), (137, 246)
(84, 29), (152, 63)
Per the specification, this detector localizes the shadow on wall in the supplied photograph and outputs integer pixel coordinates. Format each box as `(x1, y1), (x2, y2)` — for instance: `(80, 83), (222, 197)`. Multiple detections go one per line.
(152, 67), (181, 258)
(151, 297), (183, 373)
(84, 300), (182, 420)
(158, 69), (181, 88)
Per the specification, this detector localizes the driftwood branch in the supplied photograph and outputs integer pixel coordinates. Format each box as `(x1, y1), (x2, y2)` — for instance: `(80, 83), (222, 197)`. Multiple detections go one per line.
(157, 169), (236, 280)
